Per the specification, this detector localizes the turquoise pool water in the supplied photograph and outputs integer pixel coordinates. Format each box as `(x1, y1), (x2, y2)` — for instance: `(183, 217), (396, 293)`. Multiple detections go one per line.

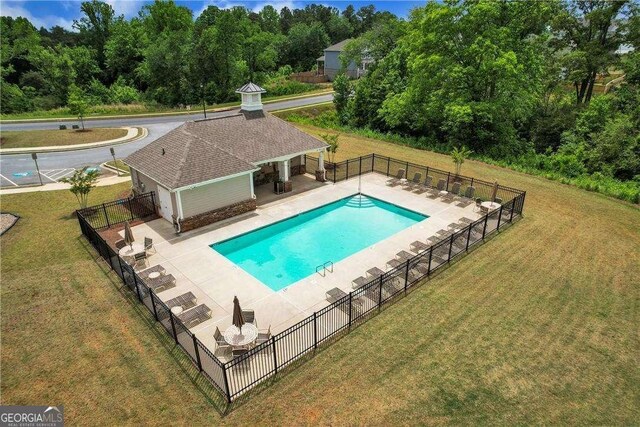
(211, 195), (427, 291)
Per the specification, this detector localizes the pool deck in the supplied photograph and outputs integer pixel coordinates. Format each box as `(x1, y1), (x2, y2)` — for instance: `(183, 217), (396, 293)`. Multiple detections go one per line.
(125, 173), (483, 358)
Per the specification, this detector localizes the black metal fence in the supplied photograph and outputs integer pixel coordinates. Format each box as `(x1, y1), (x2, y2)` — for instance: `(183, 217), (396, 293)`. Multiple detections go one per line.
(76, 156), (526, 407)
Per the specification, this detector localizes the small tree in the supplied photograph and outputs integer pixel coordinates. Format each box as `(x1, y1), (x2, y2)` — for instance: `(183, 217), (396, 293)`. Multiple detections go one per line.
(60, 167), (99, 209)
(451, 146), (473, 176)
(320, 133), (339, 163)
(67, 85), (89, 130)
(332, 74), (351, 125)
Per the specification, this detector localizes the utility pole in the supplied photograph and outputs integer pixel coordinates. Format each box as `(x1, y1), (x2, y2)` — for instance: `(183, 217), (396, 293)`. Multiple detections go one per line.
(31, 152), (43, 186)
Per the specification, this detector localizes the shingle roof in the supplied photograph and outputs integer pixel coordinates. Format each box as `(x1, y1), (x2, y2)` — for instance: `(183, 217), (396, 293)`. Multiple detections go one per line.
(125, 111), (327, 190)
(317, 55), (325, 61)
(324, 39), (353, 52)
(235, 82), (266, 93)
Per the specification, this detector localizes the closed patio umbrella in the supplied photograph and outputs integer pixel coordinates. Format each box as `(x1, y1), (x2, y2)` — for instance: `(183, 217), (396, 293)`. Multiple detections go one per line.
(232, 296), (245, 334)
(124, 221), (135, 249)
(491, 181), (498, 203)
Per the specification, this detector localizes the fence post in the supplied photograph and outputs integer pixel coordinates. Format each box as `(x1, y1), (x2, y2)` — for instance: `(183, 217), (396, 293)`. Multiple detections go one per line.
(222, 363), (232, 404)
(271, 336), (278, 374)
(346, 160), (349, 180)
(150, 191), (157, 213)
(470, 177), (474, 188)
(496, 205), (504, 230)
(359, 156), (362, 176)
(404, 260), (410, 293)
(378, 276), (383, 309)
(405, 161), (409, 177)
(466, 225), (472, 251)
(333, 166), (336, 182)
(446, 172), (451, 191)
(149, 288), (159, 321)
(427, 246), (433, 275)
(313, 312), (318, 349)
(192, 334), (202, 371)
(102, 203), (110, 228)
(132, 271), (143, 302)
(425, 167), (429, 179)
(447, 233), (454, 262)
(482, 213), (489, 239)
(169, 312), (179, 344)
(128, 197), (135, 221)
(348, 293), (352, 330)
(510, 199), (516, 222)
(386, 158), (390, 176)
(371, 153), (375, 172)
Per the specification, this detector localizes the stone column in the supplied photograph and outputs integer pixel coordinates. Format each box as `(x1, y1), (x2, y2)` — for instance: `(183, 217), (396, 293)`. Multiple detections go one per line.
(316, 150), (326, 182)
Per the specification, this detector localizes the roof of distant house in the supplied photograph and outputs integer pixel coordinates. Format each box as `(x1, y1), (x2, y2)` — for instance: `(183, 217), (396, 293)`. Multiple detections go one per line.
(324, 39), (353, 52)
(125, 110), (327, 190)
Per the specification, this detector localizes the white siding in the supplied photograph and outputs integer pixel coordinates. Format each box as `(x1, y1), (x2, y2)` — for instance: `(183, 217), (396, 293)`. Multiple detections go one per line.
(180, 174), (252, 218)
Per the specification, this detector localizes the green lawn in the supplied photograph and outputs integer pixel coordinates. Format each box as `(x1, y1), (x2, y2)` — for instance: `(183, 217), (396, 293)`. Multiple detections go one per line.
(0, 128), (128, 149)
(104, 159), (130, 174)
(1, 129), (638, 424)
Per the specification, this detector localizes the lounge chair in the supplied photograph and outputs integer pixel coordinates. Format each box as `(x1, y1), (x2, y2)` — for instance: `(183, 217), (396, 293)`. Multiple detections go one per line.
(148, 274), (176, 293)
(326, 287), (347, 303)
(403, 172), (422, 190)
(427, 178), (447, 198)
(413, 175), (433, 194)
(144, 237), (156, 254)
(396, 250), (414, 262)
(410, 240), (430, 253)
(441, 182), (461, 202)
(386, 169), (405, 186)
(464, 186), (475, 199)
(495, 197), (503, 205)
(241, 309), (257, 327)
(166, 291), (197, 310)
(256, 326), (271, 345)
(459, 217), (474, 224)
(178, 304), (212, 328)
(352, 276), (369, 289)
(386, 258), (403, 269)
(115, 240), (127, 250)
(138, 264), (166, 281)
(366, 267), (385, 279)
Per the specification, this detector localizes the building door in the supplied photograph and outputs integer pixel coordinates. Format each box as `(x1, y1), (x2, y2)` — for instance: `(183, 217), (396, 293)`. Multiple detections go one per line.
(157, 186), (174, 222)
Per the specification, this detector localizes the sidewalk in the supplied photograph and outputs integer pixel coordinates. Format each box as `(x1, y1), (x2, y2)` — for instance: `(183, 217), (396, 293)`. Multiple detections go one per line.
(0, 127), (147, 155)
(0, 175), (131, 195)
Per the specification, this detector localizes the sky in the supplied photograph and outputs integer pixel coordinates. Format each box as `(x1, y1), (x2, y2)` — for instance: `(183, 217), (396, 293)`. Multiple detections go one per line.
(0, 0), (426, 30)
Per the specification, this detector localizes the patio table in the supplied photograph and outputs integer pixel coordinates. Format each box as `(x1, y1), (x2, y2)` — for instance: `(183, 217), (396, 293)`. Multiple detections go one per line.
(224, 324), (259, 347)
(481, 201), (501, 211)
(118, 243), (145, 259)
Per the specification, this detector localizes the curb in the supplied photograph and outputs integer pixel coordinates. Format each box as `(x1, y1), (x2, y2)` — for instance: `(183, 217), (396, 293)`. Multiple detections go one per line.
(0, 91), (335, 123)
(101, 161), (130, 176)
(0, 127), (148, 155)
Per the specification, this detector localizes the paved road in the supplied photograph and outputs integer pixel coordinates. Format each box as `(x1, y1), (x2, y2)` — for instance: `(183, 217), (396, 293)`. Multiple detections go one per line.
(0, 94), (333, 131)
(0, 94), (333, 187)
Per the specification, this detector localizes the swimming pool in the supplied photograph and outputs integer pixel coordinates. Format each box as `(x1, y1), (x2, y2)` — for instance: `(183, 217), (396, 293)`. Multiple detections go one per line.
(211, 194), (427, 291)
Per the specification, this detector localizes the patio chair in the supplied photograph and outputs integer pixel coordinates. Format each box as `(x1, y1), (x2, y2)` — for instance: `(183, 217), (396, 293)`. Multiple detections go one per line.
(441, 182), (462, 202)
(132, 252), (148, 270)
(166, 291), (197, 310)
(115, 240), (127, 250)
(214, 326), (227, 347)
(403, 172), (422, 190)
(464, 186), (476, 199)
(386, 258), (403, 269)
(396, 250), (414, 262)
(366, 267), (385, 279)
(144, 237), (156, 254)
(495, 197), (503, 205)
(410, 240), (430, 254)
(256, 326), (271, 346)
(214, 343), (232, 359)
(386, 169), (405, 186)
(413, 175), (433, 194)
(474, 198), (482, 212)
(241, 309), (257, 327)
(326, 287), (347, 303)
(427, 179), (447, 198)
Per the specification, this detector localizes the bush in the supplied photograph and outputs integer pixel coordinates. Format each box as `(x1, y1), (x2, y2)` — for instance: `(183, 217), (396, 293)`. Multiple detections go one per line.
(263, 75), (320, 97)
(109, 78), (141, 104)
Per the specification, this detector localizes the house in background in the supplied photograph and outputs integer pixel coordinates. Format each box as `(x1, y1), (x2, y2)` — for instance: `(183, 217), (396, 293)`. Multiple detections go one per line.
(317, 39), (373, 81)
(125, 83), (328, 233)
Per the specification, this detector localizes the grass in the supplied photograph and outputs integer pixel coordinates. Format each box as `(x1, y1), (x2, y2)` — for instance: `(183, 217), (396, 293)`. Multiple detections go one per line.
(0, 128), (128, 149)
(1, 129), (639, 424)
(0, 88), (333, 121)
(104, 159), (130, 174)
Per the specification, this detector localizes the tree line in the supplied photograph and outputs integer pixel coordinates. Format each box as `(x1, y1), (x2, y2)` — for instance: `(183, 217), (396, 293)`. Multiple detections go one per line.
(1, 0), (394, 113)
(330, 0), (639, 200)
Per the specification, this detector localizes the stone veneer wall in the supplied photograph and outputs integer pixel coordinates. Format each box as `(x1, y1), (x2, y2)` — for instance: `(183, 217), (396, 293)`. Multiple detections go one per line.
(178, 198), (257, 232)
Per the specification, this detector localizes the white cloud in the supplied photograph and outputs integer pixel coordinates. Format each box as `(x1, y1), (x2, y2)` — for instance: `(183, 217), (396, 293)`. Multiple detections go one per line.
(1, 1), (76, 29)
(104, 0), (146, 18)
(196, 0), (307, 18)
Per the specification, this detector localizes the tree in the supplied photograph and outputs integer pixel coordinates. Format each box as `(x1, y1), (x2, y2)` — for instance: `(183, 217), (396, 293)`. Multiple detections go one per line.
(67, 85), (89, 130)
(258, 5), (280, 34)
(284, 23), (329, 70)
(553, 0), (630, 105)
(73, 0), (115, 72)
(320, 133), (340, 163)
(451, 146), (473, 176)
(332, 73), (352, 125)
(60, 167), (100, 209)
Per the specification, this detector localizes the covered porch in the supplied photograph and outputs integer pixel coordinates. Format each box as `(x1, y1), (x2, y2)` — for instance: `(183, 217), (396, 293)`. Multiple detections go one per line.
(254, 173), (328, 206)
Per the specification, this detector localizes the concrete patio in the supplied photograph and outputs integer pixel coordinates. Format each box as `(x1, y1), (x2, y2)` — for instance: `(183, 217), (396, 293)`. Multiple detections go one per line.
(122, 172), (484, 358)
